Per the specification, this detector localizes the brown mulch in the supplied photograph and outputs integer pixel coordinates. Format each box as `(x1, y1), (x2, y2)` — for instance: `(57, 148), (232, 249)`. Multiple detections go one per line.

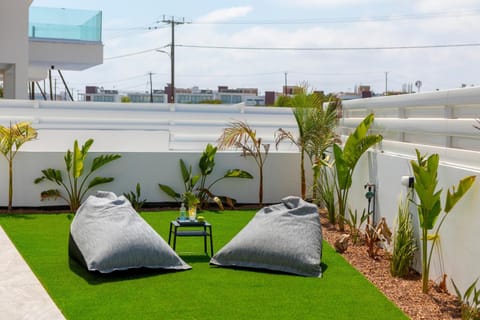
(320, 213), (461, 320)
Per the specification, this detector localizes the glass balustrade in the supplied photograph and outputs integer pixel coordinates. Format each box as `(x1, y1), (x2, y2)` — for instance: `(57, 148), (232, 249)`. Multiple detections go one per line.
(29, 7), (102, 42)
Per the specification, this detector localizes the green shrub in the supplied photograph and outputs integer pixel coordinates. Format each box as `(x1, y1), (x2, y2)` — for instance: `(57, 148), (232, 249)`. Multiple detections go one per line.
(318, 165), (336, 224)
(390, 193), (417, 278)
(452, 278), (480, 320)
(345, 208), (370, 245)
(124, 183), (146, 210)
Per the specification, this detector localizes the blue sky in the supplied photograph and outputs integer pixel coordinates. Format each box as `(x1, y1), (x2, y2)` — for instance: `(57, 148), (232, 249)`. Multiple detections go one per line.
(32, 0), (480, 96)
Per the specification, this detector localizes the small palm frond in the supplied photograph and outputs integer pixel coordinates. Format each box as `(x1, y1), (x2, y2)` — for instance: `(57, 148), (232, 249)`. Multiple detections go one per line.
(218, 121), (257, 152)
(274, 128), (297, 149)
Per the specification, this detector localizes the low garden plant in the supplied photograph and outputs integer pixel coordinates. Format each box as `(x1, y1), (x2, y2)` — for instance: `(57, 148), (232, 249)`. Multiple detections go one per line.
(390, 193), (417, 278)
(451, 278), (480, 320)
(123, 183), (146, 211)
(345, 208), (369, 245)
(317, 164), (337, 224)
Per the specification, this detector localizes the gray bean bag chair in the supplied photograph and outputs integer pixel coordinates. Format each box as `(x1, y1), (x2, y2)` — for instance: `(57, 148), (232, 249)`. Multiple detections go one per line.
(210, 196), (322, 277)
(69, 191), (191, 273)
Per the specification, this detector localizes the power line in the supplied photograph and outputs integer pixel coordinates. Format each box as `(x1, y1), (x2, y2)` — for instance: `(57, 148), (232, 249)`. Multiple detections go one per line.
(97, 10), (480, 32)
(104, 42), (480, 61)
(176, 43), (480, 51)
(192, 10), (480, 25)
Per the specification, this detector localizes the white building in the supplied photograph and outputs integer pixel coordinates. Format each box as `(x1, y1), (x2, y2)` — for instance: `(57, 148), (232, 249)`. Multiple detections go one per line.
(0, 1), (103, 99)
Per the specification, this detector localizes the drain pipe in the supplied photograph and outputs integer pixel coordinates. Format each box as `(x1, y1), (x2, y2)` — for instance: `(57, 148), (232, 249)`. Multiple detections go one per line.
(364, 183), (376, 224)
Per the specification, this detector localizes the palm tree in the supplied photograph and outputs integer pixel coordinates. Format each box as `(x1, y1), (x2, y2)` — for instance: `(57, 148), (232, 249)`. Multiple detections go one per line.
(305, 100), (339, 201)
(275, 86), (338, 200)
(0, 122), (38, 210)
(217, 121), (270, 206)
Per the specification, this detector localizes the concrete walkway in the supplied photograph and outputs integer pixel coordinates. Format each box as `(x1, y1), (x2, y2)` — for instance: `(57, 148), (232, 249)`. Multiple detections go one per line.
(0, 226), (65, 320)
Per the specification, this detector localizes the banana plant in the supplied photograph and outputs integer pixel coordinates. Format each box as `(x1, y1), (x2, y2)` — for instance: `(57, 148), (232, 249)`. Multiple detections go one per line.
(159, 158), (200, 201)
(0, 121), (38, 211)
(411, 149), (476, 293)
(34, 139), (121, 212)
(159, 143), (252, 209)
(334, 113), (383, 231)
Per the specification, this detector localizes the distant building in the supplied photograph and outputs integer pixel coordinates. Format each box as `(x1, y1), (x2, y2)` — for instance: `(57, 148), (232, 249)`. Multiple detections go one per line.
(128, 90), (166, 103)
(245, 96), (265, 106)
(79, 86), (121, 102)
(337, 85), (372, 100)
(174, 86), (214, 104)
(78, 85), (264, 105)
(217, 86), (259, 104)
(265, 91), (276, 106)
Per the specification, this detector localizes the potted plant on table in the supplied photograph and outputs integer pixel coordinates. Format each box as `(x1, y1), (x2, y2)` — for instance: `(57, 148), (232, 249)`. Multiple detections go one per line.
(182, 191), (200, 221)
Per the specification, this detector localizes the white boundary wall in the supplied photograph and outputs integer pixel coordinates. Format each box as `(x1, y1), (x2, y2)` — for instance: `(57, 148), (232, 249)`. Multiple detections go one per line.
(0, 99), (302, 207)
(342, 88), (480, 295)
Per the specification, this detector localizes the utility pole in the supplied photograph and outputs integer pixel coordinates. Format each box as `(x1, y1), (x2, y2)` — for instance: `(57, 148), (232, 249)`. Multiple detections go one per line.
(149, 72), (153, 103)
(30, 82), (35, 100)
(162, 16), (188, 103)
(384, 71), (388, 96)
(284, 72), (288, 95)
(48, 69), (53, 100)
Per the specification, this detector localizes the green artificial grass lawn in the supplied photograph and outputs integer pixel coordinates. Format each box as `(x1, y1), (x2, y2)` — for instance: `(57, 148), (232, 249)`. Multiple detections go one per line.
(0, 210), (407, 320)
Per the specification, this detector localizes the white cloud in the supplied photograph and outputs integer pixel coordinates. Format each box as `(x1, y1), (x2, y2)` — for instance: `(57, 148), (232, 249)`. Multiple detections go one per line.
(276, 0), (372, 8)
(63, 1), (480, 96)
(195, 6), (253, 23)
(415, 0), (480, 12)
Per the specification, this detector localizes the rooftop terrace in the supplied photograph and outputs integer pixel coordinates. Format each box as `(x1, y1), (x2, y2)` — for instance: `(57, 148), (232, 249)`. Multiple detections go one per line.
(0, 87), (478, 312)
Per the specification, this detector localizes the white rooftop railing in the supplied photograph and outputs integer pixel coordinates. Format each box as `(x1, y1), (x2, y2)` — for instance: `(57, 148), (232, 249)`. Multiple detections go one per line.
(340, 88), (480, 296)
(0, 100), (298, 152)
(341, 86), (480, 152)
